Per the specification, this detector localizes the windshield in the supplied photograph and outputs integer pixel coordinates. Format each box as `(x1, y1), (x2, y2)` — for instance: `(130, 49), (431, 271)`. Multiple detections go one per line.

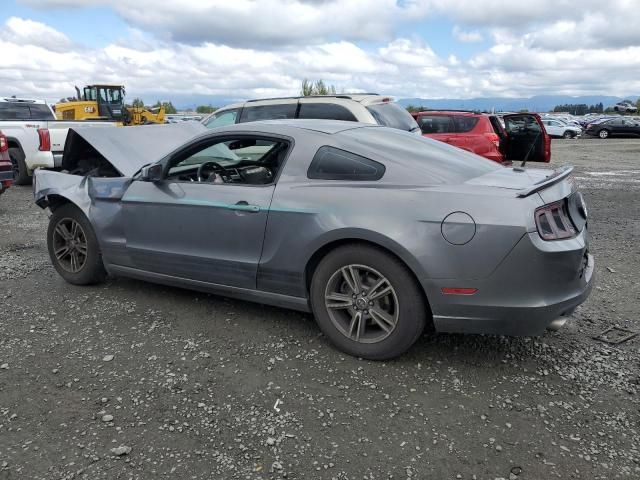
(366, 102), (419, 132)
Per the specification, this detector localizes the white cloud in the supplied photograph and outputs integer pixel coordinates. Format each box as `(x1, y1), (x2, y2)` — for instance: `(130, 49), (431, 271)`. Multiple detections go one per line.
(0, 16), (72, 52)
(6, 0), (640, 103)
(452, 26), (483, 43)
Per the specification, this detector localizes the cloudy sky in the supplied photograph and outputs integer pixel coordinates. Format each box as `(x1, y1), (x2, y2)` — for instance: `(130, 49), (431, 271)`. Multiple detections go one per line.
(2, 0), (640, 105)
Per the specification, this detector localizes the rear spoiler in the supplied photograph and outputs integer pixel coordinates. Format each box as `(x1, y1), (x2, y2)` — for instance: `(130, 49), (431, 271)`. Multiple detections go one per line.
(516, 165), (574, 198)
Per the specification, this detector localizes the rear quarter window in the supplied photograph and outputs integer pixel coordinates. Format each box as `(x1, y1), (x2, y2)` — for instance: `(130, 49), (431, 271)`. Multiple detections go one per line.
(307, 146), (385, 181)
(418, 115), (454, 134)
(298, 103), (357, 122)
(366, 102), (418, 132)
(239, 104), (297, 123)
(29, 104), (55, 120)
(453, 116), (479, 132)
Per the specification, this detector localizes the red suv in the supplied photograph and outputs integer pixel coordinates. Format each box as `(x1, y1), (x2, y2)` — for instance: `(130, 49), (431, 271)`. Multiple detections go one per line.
(0, 131), (13, 196)
(412, 111), (551, 164)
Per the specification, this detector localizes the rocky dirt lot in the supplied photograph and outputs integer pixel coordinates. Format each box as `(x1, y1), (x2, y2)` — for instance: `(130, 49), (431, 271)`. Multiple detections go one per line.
(0, 138), (639, 480)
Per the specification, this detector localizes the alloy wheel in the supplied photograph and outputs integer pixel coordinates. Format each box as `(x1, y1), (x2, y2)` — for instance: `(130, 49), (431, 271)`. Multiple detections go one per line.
(52, 218), (88, 273)
(599, 130), (609, 139)
(324, 264), (399, 344)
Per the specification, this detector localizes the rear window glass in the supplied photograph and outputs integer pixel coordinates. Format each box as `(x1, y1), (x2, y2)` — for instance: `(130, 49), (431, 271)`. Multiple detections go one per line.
(504, 115), (542, 134)
(0, 102), (54, 120)
(453, 116), (479, 132)
(339, 127), (500, 184)
(298, 103), (357, 122)
(366, 102), (419, 132)
(0, 103), (31, 120)
(239, 104), (297, 123)
(308, 146), (385, 181)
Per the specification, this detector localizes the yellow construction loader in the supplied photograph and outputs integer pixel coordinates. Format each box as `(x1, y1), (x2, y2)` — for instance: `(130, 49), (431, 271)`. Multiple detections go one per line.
(54, 85), (165, 125)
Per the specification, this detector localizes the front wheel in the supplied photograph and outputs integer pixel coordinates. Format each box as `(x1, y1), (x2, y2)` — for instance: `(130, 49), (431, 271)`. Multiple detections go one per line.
(47, 203), (107, 285)
(598, 129), (609, 139)
(310, 244), (427, 360)
(562, 130), (574, 139)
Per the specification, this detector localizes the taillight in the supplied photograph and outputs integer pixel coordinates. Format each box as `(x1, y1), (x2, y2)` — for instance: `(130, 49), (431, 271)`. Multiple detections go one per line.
(535, 200), (576, 240)
(483, 132), (500, 148)
(0, 132), (7, 152)
(38, 128), (51, 151)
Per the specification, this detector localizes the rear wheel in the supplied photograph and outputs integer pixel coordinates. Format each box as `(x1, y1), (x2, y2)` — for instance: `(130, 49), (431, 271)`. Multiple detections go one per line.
(9, 147), (31, 185)
(310, 244), (427, 360)
(47, 203), (107, 285)
(598, 129), (609, 139)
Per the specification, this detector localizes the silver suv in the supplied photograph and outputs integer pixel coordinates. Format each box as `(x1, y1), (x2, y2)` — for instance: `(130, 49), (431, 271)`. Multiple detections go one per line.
(202, 94), (420, 133)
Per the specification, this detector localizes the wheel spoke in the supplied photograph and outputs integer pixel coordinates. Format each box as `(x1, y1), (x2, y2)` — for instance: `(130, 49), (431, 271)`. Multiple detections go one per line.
(71, 221), (79, 239)
(70, 251), (79, 272)
(367, 277), (392, 300)
(325, 292), (353, 309)
(76, 244), (88, 256)
(55, 223), (72, 241)
(54, 245), (71, 260)
(341, 266), (362, 294)
(348, 311), (363, 341)
(369, 307), (396, 332)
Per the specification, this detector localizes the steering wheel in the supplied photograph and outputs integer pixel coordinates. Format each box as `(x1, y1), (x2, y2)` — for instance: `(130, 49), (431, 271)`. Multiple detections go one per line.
(197, 161), (227, 182)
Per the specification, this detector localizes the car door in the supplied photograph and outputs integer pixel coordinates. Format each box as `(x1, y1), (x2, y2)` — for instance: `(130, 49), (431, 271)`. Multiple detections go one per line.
(502, 113), (551, 163)
(120, 134), (289, 289)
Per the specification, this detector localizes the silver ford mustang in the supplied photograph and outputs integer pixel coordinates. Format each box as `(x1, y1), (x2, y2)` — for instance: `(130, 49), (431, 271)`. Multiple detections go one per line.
(34, 120), (594, 359)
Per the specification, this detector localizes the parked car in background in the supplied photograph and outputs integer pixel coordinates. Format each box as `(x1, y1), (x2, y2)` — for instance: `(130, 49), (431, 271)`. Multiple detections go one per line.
(0, 96), (116, 184)
(202, 94), (420, 134)
(34, 120), (592, 359)
(541, 118), (582, 138)
(412, 111), (551, 163)
(0, 131), (13, 196)
(585, 117), (640, 138)
(613, 101), (638, 113)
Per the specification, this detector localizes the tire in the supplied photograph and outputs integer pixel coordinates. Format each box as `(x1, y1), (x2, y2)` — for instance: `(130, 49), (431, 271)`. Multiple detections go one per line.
(9, 147), (31, 185)
(310, 244), (427, 360)
(598, 129), (609, 139)
(562, 130), (574, 139)
(47, 203), (107, 285)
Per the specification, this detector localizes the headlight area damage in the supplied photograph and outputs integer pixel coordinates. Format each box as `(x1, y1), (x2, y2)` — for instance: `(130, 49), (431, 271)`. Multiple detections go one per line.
(34, 122), (207, 211)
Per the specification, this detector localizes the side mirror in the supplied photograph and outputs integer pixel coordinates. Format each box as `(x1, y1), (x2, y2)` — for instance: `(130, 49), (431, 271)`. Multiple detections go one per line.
(140, 164), (163, 182)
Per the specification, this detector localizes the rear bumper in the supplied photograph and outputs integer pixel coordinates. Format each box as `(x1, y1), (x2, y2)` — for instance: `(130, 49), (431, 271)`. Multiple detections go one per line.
(426, 230), (595, 336)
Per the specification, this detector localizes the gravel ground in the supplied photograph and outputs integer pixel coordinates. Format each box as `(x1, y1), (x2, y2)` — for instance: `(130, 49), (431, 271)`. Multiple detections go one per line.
(1, 137), (639, 480)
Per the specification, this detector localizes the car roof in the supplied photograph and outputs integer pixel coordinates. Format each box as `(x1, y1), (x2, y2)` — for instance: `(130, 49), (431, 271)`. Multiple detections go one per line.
(217, 94), (394, 111)
(414, 110), (484, 117)
(209, 118), (377, 135)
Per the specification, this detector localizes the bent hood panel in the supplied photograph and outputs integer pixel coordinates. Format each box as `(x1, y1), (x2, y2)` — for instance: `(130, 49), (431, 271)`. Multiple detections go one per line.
(62, 122), (207, 177)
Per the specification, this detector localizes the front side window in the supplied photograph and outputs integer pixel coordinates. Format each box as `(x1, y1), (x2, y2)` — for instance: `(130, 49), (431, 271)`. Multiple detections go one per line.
(205, 109), (238, 128)
(167, 136), (289, 185)
(239, 103), (297, 123)
(307, 146), (385, 181)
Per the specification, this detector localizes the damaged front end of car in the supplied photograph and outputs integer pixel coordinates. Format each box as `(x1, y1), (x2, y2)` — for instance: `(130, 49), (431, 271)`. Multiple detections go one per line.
(33, 122), (207, 214)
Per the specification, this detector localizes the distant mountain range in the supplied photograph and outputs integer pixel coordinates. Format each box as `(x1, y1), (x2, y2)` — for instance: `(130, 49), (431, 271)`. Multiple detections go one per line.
(136, 93), (639, 113)
(396, 95), (639, 113)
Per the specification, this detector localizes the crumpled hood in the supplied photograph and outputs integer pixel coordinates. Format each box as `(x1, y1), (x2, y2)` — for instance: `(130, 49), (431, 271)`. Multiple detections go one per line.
(62, 122), (207, 177)
(465, 166), (552, 190)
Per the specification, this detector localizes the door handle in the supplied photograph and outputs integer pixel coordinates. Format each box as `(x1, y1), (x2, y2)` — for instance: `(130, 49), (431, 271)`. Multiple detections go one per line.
(230, 201), (260, 213)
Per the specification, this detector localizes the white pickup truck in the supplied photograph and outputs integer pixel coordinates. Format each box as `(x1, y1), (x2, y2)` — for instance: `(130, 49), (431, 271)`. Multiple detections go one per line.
(0, 96), (117, 184)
